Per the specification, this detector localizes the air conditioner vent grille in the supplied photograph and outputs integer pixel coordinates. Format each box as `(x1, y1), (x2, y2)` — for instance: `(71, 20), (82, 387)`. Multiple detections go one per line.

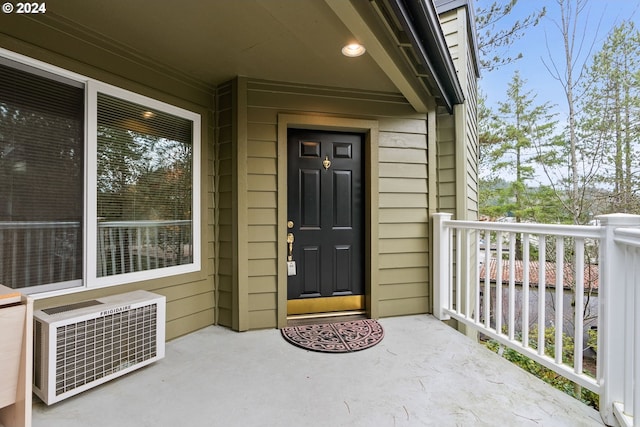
(43, 300), (104, 315)
(54, 304), (158, 396)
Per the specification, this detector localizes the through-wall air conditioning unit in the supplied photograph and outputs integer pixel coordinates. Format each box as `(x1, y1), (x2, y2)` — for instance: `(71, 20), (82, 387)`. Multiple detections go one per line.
(33, 290), (166, 405)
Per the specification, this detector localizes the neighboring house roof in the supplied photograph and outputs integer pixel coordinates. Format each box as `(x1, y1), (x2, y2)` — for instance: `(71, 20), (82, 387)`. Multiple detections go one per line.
(479, 259), (600, 290)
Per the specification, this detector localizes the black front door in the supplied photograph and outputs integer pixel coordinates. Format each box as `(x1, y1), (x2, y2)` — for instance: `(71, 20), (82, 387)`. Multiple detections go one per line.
(287, 129), (364, 314)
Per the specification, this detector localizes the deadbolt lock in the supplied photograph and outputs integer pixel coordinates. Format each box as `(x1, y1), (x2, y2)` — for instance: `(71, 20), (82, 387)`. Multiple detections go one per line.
(287, 220), (294, 229)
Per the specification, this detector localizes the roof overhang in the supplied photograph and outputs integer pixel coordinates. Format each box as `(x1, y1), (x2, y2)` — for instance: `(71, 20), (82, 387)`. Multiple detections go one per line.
(326, 0), (465, 113)
(387, 0), (466, 112)
(0, 0), (466, 113)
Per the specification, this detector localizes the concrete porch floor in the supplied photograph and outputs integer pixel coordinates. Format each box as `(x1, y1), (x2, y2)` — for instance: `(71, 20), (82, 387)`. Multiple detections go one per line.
(32, 315), (604, 427)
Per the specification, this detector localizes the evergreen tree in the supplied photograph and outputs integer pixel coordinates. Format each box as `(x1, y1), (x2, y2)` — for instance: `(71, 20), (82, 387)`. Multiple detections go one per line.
(484, 72), (559, 255)
(486, 72), (557, 219)
(579, 21), (640, 213)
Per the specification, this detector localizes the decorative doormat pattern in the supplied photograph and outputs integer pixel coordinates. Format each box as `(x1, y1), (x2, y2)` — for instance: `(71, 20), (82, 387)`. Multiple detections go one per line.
(281, 319), (384, 353)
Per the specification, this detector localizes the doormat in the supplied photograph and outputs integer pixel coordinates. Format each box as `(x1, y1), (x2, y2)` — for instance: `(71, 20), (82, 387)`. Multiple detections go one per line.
(281, 319), (384, 353)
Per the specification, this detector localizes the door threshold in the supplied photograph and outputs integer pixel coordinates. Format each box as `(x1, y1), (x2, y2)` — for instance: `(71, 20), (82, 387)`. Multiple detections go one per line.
(286, 311), (367, 327)
(287, 310), (366, 321)
(287, 295), (364, 315)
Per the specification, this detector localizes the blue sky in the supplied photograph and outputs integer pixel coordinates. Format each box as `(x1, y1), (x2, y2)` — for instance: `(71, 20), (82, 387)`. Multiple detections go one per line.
(479, 0), (640, 119)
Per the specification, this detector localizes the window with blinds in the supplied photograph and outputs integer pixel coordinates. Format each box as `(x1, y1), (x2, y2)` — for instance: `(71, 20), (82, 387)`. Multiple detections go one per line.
(96, 93), (194, 277)
(0, 55), (200, 293)
(0, 61), (84, 291)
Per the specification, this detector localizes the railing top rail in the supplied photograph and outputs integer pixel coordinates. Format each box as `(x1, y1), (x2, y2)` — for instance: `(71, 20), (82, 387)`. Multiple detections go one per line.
(443, 219), (602, 239)
(0, 220), (192, 229)
(613, 227), (640, 248)
(98, 219), (192, 228)
(0, 221), (81, 229)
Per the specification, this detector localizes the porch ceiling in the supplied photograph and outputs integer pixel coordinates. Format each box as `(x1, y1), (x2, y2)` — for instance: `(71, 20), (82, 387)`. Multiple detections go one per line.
(39, 0), (400, 93)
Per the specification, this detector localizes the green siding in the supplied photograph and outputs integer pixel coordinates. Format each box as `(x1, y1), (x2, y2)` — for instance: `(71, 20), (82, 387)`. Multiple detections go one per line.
(378, 123), (430, 316)
(465, 37), (480, 219)
(236, 79), (430, 327)
(215, 82), (234, 329)
(438, 5), (480, 333)
(439, 6), (479, 221)
(436, 113), (457, 213)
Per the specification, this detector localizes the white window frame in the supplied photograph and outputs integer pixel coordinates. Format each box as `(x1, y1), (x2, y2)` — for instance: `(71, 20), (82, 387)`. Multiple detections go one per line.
(87, 82), (201, 289)
(0, 48), (202, 298)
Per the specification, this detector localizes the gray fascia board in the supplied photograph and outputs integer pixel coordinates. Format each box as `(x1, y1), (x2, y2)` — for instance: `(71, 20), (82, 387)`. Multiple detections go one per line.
(389, 0), (465, 112)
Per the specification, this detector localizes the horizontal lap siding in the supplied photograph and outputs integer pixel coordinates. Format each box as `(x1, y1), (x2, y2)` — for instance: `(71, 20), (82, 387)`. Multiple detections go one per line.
(465, 39), (479, 219)
(244, 80), (430, 327)
(165, 284), (215, 338)
(245, 103), (294, 328)
(216, 82), (234, 328)
(439, 11), (459, 65)
(246, 96), (279, 329)
(439, 5), (479, 319)
(438, 9), (461, 217)
(440, 6), (479, 221)
(378, 126), (429, 316)
(437, 113), (456, 213)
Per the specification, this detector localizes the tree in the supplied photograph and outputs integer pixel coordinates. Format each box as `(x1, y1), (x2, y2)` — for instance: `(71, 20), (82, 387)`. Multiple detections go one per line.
(579, 21), (640, 213)
(482, 72), (559, 256)
(478, 91), (500, 175)
(476, 0), (546, 71)
(478, 91), (506, 215)
(540, 0), (603, 224)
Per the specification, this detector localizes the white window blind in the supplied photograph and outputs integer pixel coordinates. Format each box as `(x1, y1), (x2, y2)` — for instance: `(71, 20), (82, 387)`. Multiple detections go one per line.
(0, 61), (84, 290)
(95, 93), (194, 277)
(0, 53), (201, 294)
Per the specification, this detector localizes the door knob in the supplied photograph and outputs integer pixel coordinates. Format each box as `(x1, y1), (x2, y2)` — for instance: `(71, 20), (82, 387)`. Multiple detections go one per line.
(287, 233), (295, 261)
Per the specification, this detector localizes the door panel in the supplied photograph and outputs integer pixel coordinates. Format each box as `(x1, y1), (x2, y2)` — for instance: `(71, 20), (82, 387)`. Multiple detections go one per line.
(301, 170), (321, 227)
(287, 129), (364, 313)
(334, 245), (352, 293)
(333, 170), (352, 227)
(302, 246), (320, 296)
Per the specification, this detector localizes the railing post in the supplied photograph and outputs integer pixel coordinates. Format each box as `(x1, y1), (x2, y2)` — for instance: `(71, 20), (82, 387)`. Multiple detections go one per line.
(432, 213), (453, 321)
(597, 213), (640, 426)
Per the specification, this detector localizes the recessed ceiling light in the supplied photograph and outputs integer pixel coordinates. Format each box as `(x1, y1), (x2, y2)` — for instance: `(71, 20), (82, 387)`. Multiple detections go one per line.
(342, 43), (366, 57)
(142, 111), (155, 119)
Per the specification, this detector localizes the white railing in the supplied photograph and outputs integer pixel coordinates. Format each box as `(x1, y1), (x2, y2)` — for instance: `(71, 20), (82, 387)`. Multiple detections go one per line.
(600, 216), (640, 427)
(0, 220), (192, 286)
(97, 220), (192, 277)
(0, 221), (81, 288)
(433, 213), (640, 427)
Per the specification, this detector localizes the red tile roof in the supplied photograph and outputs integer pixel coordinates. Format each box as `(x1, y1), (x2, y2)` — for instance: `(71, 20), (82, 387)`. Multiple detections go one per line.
(478, 259), (599, 290)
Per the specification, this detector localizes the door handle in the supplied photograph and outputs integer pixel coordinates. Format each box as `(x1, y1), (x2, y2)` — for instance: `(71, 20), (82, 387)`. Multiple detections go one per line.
(287, 233), (295, 261)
